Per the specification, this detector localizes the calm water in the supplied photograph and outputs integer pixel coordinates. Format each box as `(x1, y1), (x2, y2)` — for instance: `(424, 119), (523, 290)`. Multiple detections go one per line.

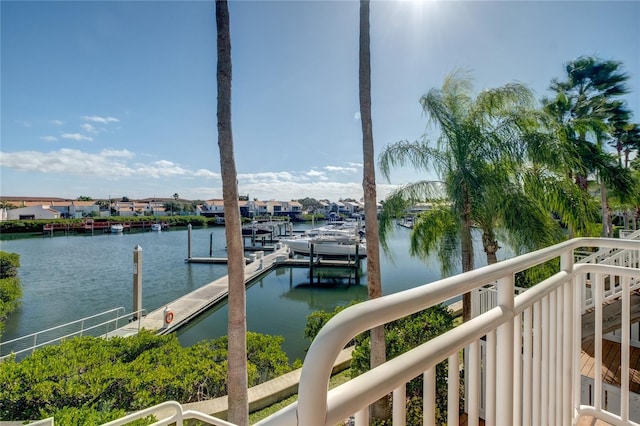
(0, 224), (493, 361)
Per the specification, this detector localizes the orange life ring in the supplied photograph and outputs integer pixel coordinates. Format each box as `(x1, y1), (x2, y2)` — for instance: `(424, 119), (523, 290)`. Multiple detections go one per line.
(164, 311), (174, 324)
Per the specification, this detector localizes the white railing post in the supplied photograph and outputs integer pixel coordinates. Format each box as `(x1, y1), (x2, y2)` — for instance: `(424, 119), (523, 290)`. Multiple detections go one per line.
(573, 272), (584, 420)
(354, 408), (368, 425)
(486, 330), (496, 425)
(562, 276), (574, 425)
(467, 341), (480, 426)
(447, 354), (459, 426)
(522, 307), (532, 426)
(393, 384), (406, 425)
(532, 301), (541, 426)
(541, 296), (549, 423)
(496, 275), (514, 424)
(621, 275), (630, 423)
(548, 289), (557, 424)
(423, 368), (435, 426)
(513, 312), (522, 426)
(594, 272), (603, 413)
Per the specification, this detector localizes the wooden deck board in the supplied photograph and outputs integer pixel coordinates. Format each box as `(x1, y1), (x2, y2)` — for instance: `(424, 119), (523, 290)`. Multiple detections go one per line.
(582, 294), (640, 342)
(581, 338), (640, 396)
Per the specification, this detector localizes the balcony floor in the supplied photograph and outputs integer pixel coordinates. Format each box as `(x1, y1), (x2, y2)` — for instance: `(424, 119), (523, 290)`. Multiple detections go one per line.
(581, 338), (640, 393)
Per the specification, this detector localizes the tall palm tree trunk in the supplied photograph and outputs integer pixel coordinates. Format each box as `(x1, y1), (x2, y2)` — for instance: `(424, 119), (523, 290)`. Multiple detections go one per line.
(600, 180), (612, 237)
(216, 2), (248, 424)
(461, 195), (474, 322)
(359, 0), (390, 421)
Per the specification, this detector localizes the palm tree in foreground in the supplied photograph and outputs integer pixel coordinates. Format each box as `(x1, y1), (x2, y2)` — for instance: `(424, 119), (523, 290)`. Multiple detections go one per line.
(379, 72), (549, 321)
(216, 1), (248, 424)
(359, 0), (390, 420)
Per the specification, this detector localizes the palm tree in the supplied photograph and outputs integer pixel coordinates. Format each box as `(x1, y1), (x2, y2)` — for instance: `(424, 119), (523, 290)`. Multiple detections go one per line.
(543, 56), (635, 237)
(216, 1), (248, 424)
(359, 0), (390, 420)
(379, 72), (546, 321)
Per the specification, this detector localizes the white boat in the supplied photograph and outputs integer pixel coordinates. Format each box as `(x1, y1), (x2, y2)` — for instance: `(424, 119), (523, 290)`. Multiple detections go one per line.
(110, 224), (124, 233)
(281, 235), (366, 257)
(280, 223), (366, 257)
(151, 223), (162, 232)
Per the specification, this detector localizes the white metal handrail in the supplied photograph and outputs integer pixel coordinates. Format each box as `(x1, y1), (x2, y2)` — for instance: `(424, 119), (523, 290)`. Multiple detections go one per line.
(96, 238), (639, 426)
(0, 307), (146, 360)
(257, 237), (639, 425)
(101, 400), (235, 426)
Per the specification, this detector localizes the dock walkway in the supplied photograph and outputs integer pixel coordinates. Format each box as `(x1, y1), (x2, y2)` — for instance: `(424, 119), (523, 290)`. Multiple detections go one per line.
(110, 246), (291, 337)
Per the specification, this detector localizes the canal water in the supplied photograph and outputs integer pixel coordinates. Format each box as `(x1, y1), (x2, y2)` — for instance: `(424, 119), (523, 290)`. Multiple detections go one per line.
(0, 224), (491, 362)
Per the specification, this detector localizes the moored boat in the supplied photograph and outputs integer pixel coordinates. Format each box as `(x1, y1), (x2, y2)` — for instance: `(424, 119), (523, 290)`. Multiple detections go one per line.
(110, 224), (124, 233)
(281, 235), (366, 257)
(151, 223), (162, 232)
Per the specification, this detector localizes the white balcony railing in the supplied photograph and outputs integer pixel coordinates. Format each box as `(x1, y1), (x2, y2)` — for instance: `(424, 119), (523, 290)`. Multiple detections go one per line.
(85, 237), (640, 425)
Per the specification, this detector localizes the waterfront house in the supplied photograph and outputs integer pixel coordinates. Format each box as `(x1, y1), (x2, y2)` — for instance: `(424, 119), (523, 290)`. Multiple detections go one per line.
(265, 200), (303, 220)
(200, 199), (225, 218)
(239, 200), (268, 218)
(5, 204), (61, 220)
(68, 200), (100, 218)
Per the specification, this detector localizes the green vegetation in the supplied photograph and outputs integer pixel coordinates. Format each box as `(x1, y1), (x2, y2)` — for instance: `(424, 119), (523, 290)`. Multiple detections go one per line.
(304, 301), (455, 425)
(0, 330), (292, 424)
(0, 251), (22, 337)
(349, 304), (455, 425)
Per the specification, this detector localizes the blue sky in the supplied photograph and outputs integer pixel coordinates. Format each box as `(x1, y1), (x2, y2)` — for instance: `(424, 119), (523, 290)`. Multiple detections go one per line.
(1, 1), (639, 202)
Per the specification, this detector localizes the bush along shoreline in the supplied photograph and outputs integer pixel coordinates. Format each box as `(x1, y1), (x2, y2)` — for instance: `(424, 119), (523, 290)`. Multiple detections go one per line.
(0, 251), (22, 337)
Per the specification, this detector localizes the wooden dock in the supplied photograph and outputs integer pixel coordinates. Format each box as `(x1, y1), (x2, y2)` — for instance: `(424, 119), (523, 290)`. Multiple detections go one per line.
(110, 246), (291, 337)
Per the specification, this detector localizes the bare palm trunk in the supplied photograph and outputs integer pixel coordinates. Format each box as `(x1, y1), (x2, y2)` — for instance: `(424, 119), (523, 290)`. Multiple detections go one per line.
(600, 180), (612, 237)
(461, 197), (474, 322)
(359, 0), (390, 421)
(482, 231), (499, 265)
(216, 2), (248, 424)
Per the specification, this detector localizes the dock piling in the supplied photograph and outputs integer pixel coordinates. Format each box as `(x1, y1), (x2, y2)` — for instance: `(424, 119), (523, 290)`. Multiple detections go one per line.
(132, 245), (143, 320)
(187, 224), (192, 260)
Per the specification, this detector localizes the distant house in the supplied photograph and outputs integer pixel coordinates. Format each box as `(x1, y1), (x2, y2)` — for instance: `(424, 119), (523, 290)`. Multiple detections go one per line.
(200, 199), (225, 217)
(265, 200), (303, 220)
(343, 201), (363, 217)
(315, 201), (330, 216)
(69, 200), (100, 218)
(143, 201), (167, 216)
(239, 200), (268, 218)
(6, 205), (61, 220)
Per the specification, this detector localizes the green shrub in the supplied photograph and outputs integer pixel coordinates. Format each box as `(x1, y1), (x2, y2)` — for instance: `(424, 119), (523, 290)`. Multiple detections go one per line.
(305, 302), (455, 425)
(349, 304), (455, 425)
(0, 252), (21, 336)
(0, 330), (292, 422)
(0, 251), (20, 279)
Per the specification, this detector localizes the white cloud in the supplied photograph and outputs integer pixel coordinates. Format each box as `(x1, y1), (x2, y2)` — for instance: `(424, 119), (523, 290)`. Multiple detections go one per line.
(40, 136), (58, 142)
(82, 115), (120, 124)
(101, 149), (135, 159)
(16, 120), (32, 127)
(194, 169), (220, 178)
(324, 165), (358, 173)
(81, 123), (98, 134)
(238, 171), (296, 182)
(49, 120), (64, 126)
(0, 148), (397, 202)
(131, 160), (190, 178)
(306, 170), (325, 177)
(0, 148), (131, 176)
(62, 133), (93, 141)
